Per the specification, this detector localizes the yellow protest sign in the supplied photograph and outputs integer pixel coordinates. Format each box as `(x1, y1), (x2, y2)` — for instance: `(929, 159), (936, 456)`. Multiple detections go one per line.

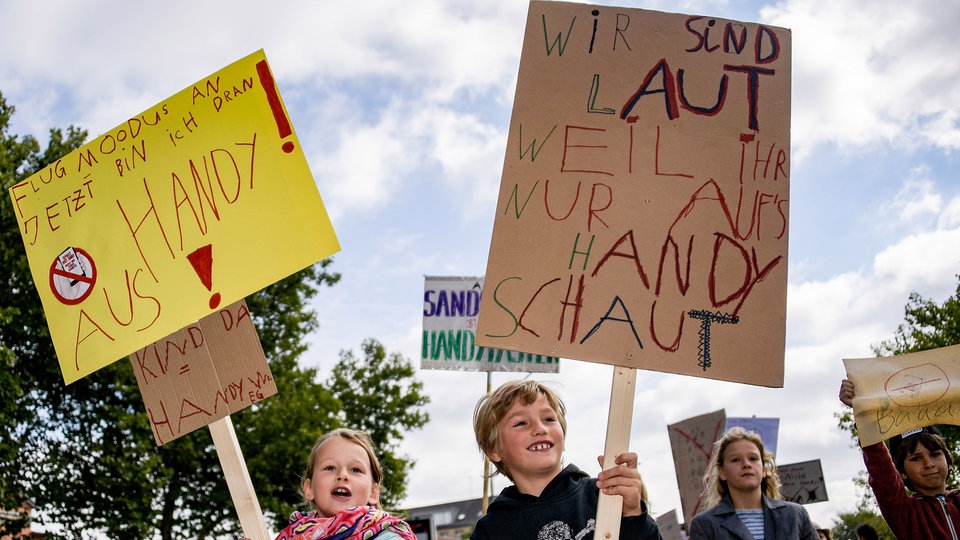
(843, 344), (960, 447)
(8, 50), (339, 384)
(476, 2), (792, 386)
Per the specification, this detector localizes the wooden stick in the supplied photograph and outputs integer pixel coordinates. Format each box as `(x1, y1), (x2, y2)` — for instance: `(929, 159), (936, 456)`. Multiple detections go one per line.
(209, 415), (272, 540)
(594, 366), (637, 540)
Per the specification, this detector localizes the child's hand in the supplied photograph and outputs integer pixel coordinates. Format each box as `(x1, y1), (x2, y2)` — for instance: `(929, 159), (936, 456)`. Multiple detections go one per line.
(596, 452), (645, 517)
(839, 378), (855, 407)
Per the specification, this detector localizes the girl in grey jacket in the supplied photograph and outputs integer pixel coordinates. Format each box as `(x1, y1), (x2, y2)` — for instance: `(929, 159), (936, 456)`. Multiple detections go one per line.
(688, 427), (819, 540)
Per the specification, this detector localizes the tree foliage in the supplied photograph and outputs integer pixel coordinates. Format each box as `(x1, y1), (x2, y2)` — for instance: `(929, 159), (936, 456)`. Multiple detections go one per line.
(829, 509), (894, 540)
(0, 91), (430, 539)
(323, 338), (431, 509)
(837, 277), (960, 503)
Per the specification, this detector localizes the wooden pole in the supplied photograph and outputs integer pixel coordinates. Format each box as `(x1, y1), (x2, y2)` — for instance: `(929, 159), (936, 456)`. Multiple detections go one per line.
(209, 415), (272, 540)
(594, 366), (637, 540)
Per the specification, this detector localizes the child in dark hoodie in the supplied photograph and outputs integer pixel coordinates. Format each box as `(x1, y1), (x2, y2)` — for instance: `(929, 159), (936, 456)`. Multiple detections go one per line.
(470, 379), (662, 540)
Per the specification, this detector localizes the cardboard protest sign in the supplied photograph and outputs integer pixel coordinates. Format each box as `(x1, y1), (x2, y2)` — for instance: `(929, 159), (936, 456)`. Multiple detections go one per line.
(726, 416), (779, 456)
(654, 509), (684, 540)
(777, 459), (827, 505)
(667, 409), (726, 525)
(475, 1), (792, 386)
(843, 344), (960, 446)
(8, 49), (339, 384)
(421, 276), (559, 373)
(131, 299), (277, 445)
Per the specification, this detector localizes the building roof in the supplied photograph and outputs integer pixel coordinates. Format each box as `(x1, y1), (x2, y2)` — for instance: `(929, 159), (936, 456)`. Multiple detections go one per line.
(405, 497), (490, 531)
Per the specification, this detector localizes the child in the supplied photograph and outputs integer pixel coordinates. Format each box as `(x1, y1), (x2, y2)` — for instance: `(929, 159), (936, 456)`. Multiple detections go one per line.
(688, 427), (818, 540)
(839, 378), (960, 539)
(470, 379), (662, 540)
(275, 428), (416, 540)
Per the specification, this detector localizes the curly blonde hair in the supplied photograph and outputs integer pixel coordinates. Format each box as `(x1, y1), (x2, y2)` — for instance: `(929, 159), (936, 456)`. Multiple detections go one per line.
(700, 426), (780, 510)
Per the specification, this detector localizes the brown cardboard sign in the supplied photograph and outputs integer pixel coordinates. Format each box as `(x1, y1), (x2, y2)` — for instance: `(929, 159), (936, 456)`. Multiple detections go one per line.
(476, 1), (792, 386)
(130, 299), (277, 445)
(843, 344), (960, 446)
(654, 509), (684, 540)
(667, 409), (726, 526)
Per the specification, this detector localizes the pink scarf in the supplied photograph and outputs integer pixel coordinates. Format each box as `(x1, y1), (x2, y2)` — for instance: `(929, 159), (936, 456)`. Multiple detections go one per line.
(276, 506), (416, 540)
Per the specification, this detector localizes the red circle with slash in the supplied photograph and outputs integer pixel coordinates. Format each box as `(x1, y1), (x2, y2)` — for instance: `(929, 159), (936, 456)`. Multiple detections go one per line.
(49, 247), (97, 305)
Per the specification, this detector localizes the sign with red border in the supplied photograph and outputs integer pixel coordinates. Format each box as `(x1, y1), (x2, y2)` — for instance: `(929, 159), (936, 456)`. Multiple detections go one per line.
(49, 247), (96, 305)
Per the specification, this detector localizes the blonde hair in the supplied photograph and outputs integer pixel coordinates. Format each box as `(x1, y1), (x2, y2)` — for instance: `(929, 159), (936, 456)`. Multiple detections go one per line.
(303, 428), (384, 509)
(700, 426), (780, 509)
(473, 379), (567, 480)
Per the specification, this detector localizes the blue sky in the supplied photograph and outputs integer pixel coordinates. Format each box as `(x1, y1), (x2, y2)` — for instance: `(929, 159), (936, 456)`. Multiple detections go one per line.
(3, 0), (960, 533)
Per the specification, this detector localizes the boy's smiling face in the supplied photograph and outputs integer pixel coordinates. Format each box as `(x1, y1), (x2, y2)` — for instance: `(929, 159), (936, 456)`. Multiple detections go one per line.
(489, 393), (565, 490)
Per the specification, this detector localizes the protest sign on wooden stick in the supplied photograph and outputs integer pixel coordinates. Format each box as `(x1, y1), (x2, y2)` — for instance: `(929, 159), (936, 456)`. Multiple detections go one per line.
(131, 299), (277, 445)
(477, 1), (792, 386)
(9, 49), (339, 384)
(477, 0), (790, 534)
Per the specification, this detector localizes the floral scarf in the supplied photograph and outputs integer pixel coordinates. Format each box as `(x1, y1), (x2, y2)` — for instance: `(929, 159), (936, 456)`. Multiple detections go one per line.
(276, 506), (417, 540)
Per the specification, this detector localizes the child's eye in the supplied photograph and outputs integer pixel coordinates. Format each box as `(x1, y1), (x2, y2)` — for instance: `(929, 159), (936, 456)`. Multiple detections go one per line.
(323, 465), (336, 471)
(512, 420), (527, 428)
(351, 467), (364, 473)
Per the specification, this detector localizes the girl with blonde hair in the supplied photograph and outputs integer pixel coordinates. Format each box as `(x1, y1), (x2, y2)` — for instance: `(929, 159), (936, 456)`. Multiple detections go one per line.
(273, 428), (416, 540)
(688, 427), (818, 540)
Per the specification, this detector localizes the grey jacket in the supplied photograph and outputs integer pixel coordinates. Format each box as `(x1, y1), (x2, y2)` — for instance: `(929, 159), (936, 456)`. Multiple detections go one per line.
(688, 494), (819, 540)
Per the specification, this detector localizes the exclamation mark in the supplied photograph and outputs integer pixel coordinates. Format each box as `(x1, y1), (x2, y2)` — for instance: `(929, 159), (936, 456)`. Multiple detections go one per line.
(256, 59), (295, 154)
(187, 244), (222, 309)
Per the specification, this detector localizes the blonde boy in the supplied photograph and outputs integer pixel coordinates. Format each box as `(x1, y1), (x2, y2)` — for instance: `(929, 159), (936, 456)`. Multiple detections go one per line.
(471, 379), (663, 540)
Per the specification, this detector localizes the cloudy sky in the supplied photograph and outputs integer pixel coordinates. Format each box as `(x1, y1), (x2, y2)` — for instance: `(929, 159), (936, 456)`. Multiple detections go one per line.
(3, 0), (959, 533)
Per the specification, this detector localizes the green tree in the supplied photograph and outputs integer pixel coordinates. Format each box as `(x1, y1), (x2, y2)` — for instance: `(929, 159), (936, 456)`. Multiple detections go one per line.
(323, 338), (431, 509)
(830, 509), (893, 540)
(0, 91), (430, 538)
(837, 276), (960, 505)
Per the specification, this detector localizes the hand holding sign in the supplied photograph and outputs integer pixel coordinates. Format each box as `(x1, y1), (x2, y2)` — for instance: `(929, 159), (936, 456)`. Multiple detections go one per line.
(842, 344), (960, 446)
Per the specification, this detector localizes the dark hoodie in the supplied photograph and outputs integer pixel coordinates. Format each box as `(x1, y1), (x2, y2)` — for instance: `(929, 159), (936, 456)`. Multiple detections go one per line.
(470, 464), (663, 540)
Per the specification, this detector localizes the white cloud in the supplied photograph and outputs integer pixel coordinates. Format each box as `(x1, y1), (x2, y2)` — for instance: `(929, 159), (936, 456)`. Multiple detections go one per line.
(763, 0), (960, 160)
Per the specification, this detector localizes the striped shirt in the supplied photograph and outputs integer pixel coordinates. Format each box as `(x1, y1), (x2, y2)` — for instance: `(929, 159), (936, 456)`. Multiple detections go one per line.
(736, 508), (764, 539)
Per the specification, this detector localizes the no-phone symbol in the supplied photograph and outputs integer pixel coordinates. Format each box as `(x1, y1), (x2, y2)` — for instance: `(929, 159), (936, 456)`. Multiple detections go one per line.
(49, 247), (97, 305)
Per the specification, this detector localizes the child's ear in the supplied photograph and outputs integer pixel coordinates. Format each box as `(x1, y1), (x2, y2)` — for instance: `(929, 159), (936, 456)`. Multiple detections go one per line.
(487, 449), (502, 463)
(303, 478), (315, 502)
(368, 484), (381, 506)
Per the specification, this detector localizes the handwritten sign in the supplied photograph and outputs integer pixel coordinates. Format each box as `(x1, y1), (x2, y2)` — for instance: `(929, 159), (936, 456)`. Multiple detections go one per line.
(654, 509), (684, 540)
(475, 1), (791, 386)
(8, 49), (339, 383)
(667, 409), (726, 525)
(777, 459), (828, 505)
(726, 416), (779, 456)
(843, 344), (960, 446)
(130, 299), (277, 445)
(421, 276), (559, 373)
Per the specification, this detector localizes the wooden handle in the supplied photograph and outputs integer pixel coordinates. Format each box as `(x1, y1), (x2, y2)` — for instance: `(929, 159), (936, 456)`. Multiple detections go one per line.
(595, 366), (637, 540)
(209, 415), (272, 540)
